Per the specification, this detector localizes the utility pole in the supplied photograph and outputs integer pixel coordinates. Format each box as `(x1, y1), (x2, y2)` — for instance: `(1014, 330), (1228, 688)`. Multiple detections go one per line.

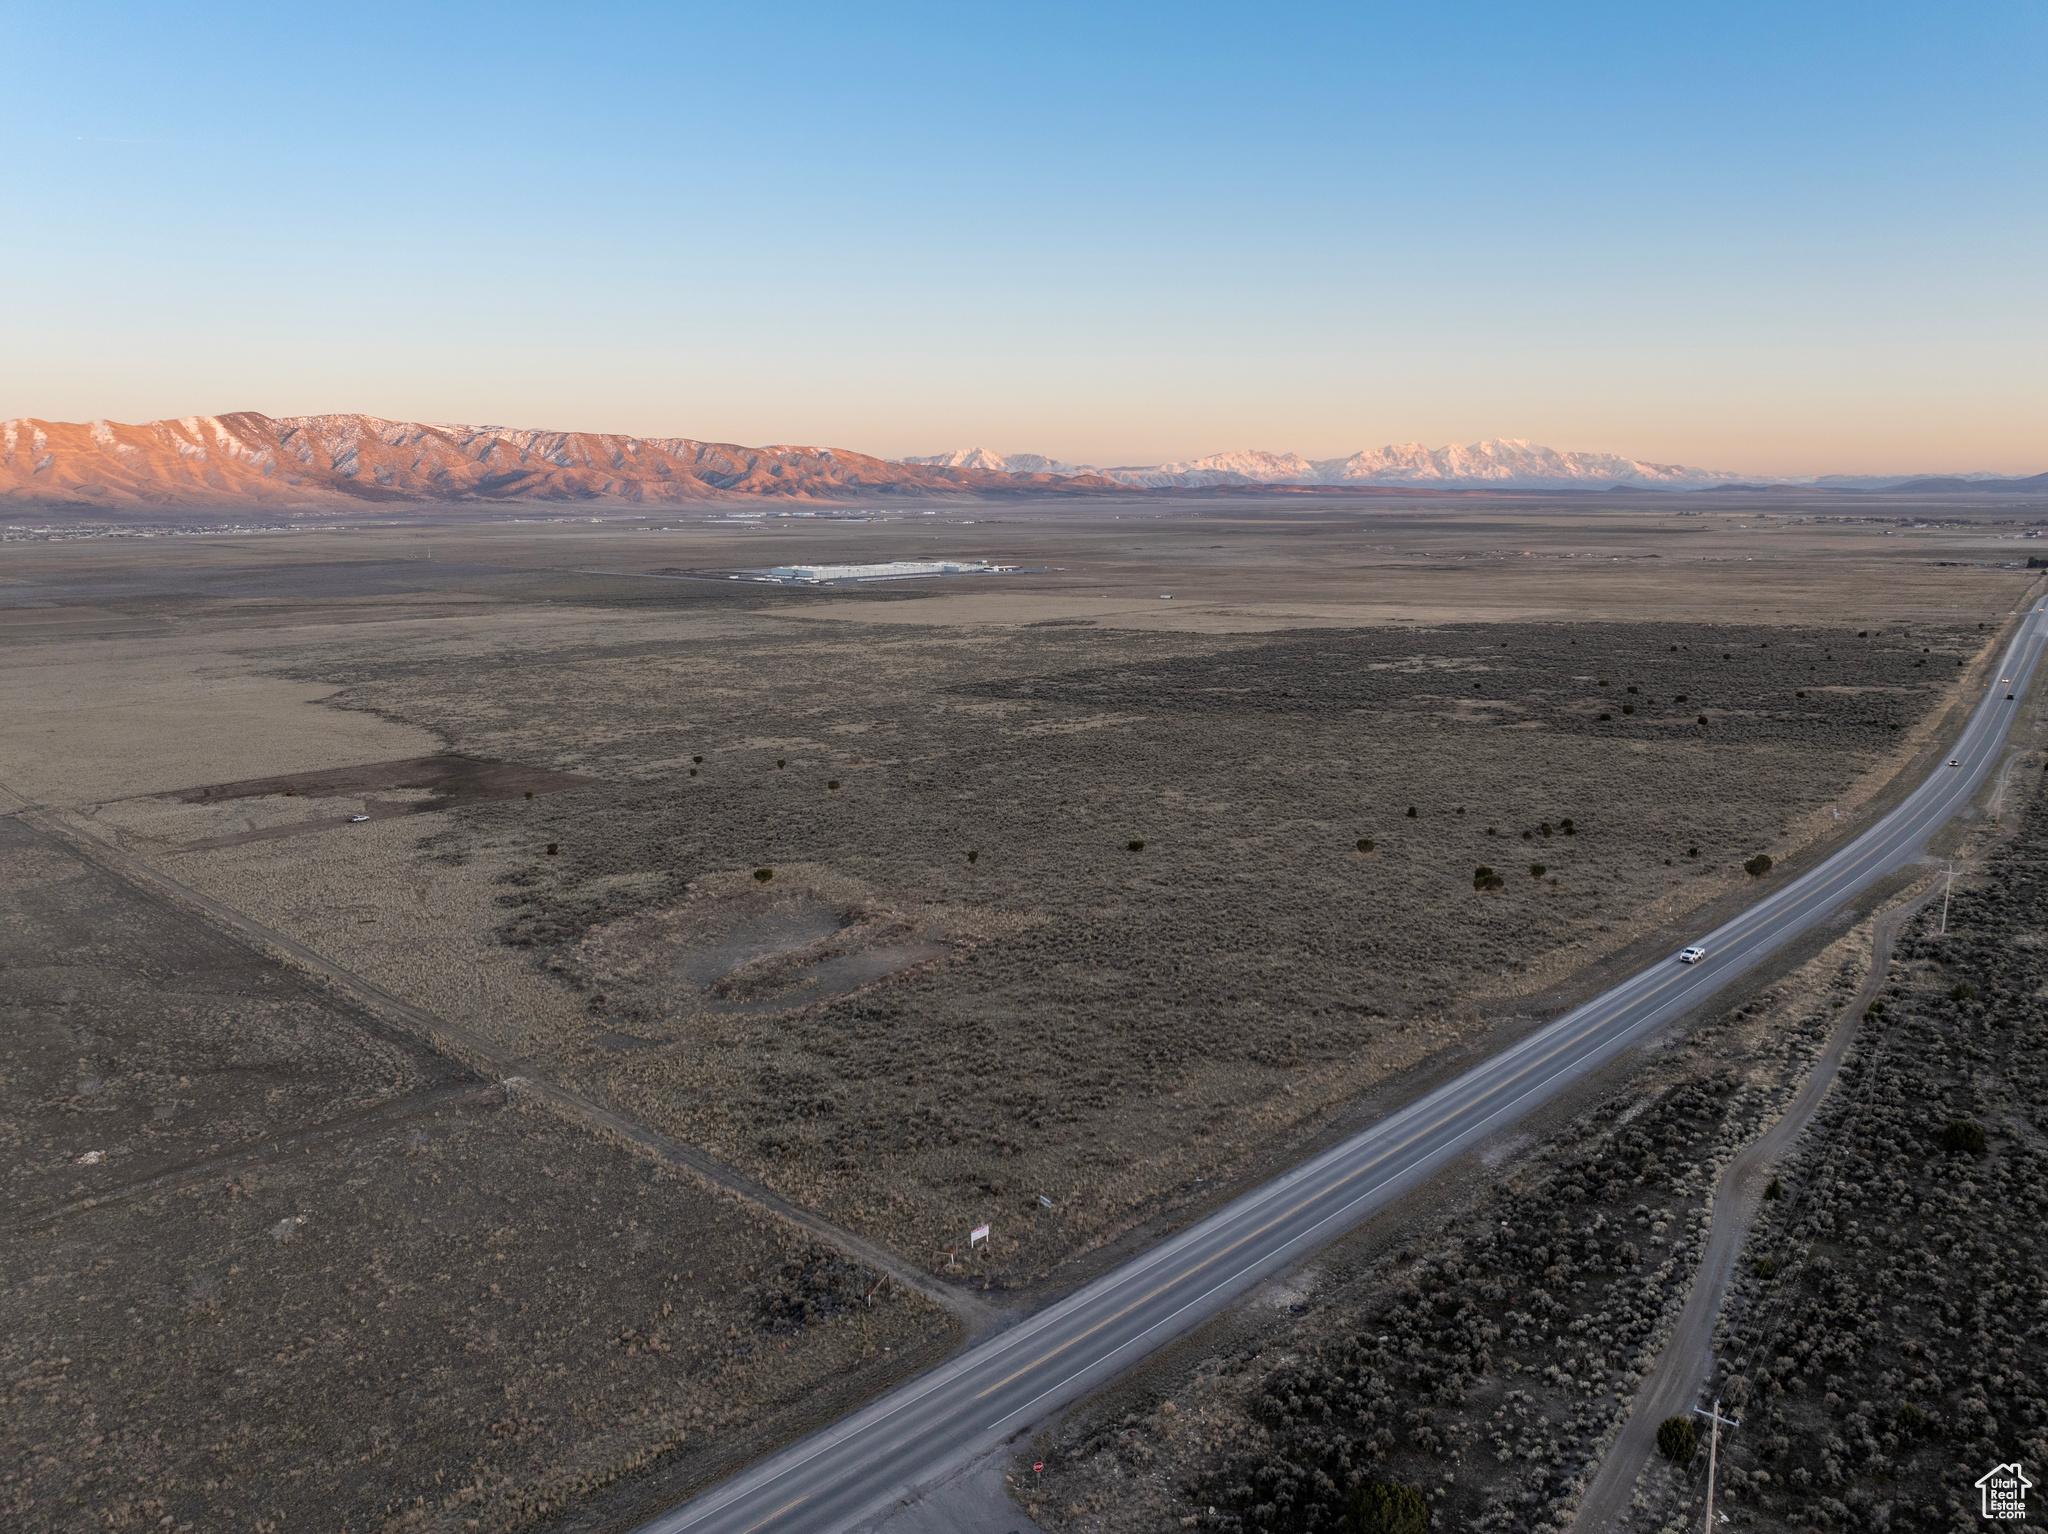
(1693, 1399), (1740, 1531)
(1940, 862), (1955, 935)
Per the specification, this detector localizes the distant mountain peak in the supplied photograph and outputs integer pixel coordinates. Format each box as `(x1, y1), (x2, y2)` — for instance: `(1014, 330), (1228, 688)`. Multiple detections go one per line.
(899, 439), (1758, 489)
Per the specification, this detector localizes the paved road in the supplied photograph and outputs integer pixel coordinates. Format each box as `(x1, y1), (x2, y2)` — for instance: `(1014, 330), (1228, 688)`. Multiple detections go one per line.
(1569, 875), (1948, 1533)
(645, 609), (2048, 1534)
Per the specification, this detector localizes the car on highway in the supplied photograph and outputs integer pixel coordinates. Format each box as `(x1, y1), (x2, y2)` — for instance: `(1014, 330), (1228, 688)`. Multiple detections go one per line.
(1949, 758), (1962, 767)
(1678, 945), (1707, 964)
(349, 814), (371, 823)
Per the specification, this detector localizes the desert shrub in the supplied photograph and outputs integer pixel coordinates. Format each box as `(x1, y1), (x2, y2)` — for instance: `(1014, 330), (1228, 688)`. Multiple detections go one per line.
(1949, 981), (1979, 1001)
(778, 758), (786, 768)
(1940, 1119), (1986, 1156)
(1764, 1176), (1782, 1200)
(546, 842), (559, 856)
(692, 755), (703, 764)
(1357, 838), (1374, 853)
(1599, 712), (1613, 721)
(1405, 805), (1417, 818)
(827, 779), (839, 790)
(1128, 839), (1145, 852)
(1697, 714), (1709, 725)
(1540, 822), (1553, 837)
(1898, 1402), (1925, 1432)
(1561, 817), (1575, 833)
(754, 868), (773, 883)
(966, 850), (978, 863)
(1623, 703), (1635, 714)
(1474, 866), (1505, 891)
(748, 1243), (878, 1333)
(1340, 1479), (1429, 1534)
(523, 790), (533, 800)
(1745, 854), (1774, 877)
(1530, 863), (1547, 878)
(1754, 1256), (1776, 1278)
(1657, 1415), (1698, 1463)
(1675, 693), (1689, 702)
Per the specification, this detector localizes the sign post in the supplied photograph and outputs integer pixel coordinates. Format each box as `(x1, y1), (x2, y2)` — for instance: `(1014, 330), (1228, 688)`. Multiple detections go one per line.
(969, 1223), (991, 1251)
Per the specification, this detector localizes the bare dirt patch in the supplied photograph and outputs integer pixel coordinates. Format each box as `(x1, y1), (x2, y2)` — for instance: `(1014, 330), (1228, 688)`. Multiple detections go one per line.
(152, 754), (592, 850)
(562, 875), (950, 1028)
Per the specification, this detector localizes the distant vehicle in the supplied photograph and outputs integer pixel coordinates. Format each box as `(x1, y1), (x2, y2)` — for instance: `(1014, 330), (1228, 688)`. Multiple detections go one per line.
(349, 814), (371, 823)
(1678, 945), (1707, 964)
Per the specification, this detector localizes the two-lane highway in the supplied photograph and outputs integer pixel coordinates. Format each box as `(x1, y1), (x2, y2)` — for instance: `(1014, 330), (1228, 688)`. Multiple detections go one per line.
(643, 607), (2048, 1534)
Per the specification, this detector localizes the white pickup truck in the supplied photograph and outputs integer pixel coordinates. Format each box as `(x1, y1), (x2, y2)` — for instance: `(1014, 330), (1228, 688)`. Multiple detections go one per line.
(1678, 945), (1707, 965)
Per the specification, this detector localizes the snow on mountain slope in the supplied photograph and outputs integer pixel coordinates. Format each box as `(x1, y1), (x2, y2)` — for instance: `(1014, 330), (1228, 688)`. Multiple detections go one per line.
(0, 413), (1124, 507)
(900, 438), (1754, 489)
(899, 447), (1099, 476)
(1314, 440), (1745, 488)
(9, 415), (2017, 508)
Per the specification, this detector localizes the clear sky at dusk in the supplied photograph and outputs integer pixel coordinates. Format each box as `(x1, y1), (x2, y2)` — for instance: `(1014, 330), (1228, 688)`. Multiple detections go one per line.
(4, 1), (2043, 475)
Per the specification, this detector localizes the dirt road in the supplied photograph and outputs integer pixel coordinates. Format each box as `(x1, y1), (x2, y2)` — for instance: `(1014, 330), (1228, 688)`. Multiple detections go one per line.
(1568, 878), (1944, 1532)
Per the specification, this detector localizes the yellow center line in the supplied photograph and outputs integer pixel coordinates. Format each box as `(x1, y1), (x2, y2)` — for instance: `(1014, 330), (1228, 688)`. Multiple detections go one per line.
(740, 1497), (808, 1534)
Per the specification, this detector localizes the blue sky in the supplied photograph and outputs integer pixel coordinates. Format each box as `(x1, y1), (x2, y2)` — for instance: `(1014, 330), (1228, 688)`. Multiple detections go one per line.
(5, 1), (2044, 473)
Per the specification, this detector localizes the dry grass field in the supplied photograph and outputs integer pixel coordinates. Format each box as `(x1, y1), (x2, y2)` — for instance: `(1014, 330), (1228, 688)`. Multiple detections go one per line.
(2, 491), (2039, 1529)
(213, 608), (1981, 1283)
(0, 816), (947, 1534)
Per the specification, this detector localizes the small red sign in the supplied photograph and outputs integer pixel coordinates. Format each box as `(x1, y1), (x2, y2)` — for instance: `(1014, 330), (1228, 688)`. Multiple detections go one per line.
(1033, 1461), (1045, 1473)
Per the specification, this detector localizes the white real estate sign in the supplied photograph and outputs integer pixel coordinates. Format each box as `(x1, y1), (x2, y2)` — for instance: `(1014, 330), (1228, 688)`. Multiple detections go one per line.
(969, 1223), (991, 1248)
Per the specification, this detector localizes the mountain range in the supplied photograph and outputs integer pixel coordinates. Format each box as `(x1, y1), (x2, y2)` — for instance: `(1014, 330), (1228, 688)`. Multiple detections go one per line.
(3, 412), (2039, 509)
(901, 441), (2035, 492)
(0, 412), (1125, 509)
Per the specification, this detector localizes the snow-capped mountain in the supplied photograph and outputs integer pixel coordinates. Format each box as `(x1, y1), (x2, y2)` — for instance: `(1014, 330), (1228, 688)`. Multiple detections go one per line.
(9, 414), (2030, 509)
(902, 447), (1101, 477)
(0, 413), (1126, 507)
(905, 439), (1753, 489)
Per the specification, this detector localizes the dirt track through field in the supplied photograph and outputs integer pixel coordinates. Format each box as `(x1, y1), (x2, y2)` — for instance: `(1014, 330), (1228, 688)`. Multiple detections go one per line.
(0, 788), (997, 1335)
(1568, 878), (1946, 1532)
